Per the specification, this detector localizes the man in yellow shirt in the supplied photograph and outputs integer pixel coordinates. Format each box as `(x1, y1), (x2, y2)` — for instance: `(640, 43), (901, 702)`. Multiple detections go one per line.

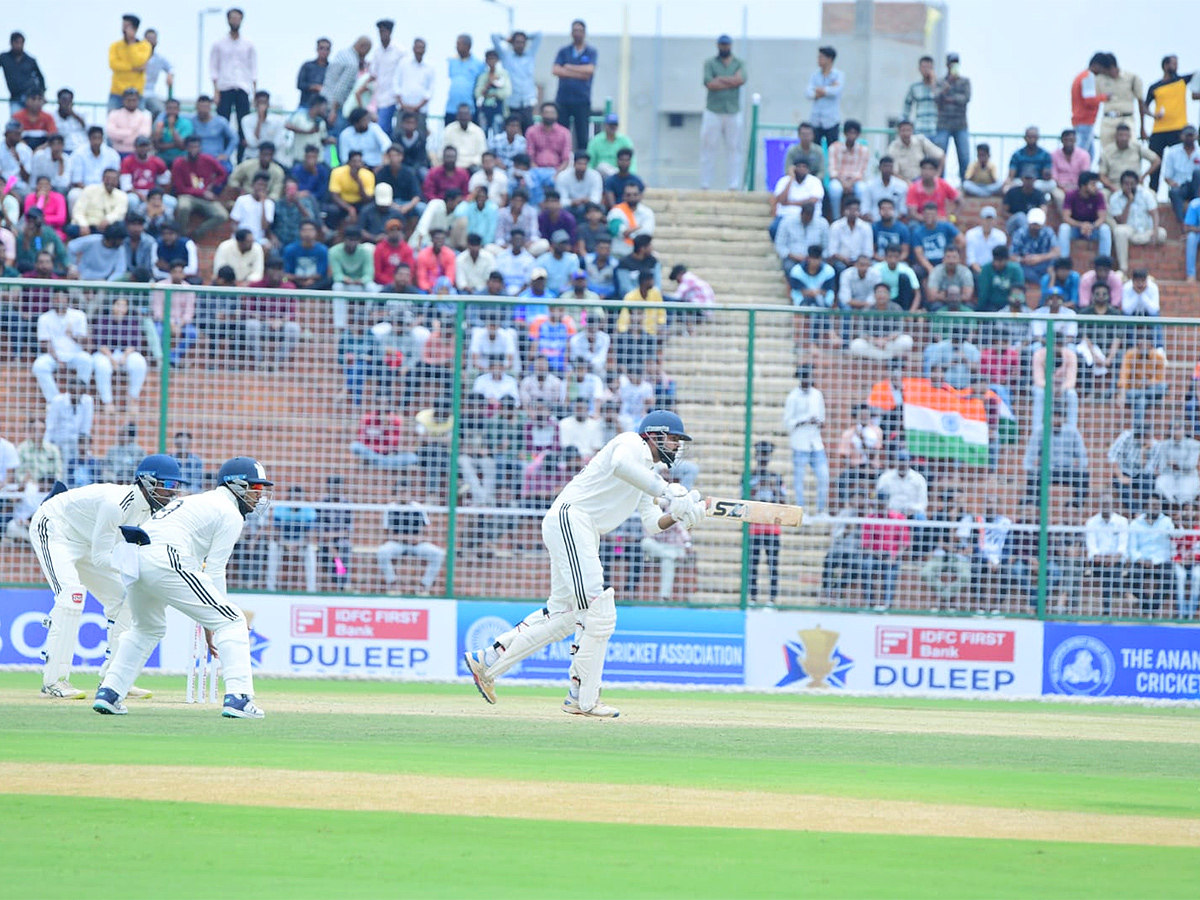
(618, 271), (666, 335)
(108, 14), (151, 110)
(327, 150), (376, 229)
(1145, 54), (1198, 191)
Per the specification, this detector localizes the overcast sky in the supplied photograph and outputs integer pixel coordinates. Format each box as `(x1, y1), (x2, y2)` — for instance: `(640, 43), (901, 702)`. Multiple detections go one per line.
(7, 0), (1190, 137)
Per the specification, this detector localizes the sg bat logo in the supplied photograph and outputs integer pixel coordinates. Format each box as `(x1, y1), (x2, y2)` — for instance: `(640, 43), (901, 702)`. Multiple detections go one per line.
(709, 499), (746, 518)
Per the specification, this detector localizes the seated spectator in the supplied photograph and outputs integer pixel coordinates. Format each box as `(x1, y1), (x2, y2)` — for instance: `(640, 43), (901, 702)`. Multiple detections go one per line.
(24, 175), (68, 237)
(374, 217), (416, 286)
(373, 145), (423, 222)
(568, 313), (610, 379)
(265, 486), (318, 593)
(519, 353), (565, 410)
(456, 184), (499, 247)
(66, 224), (128, 282)
(1006, 126), (1054, 190)
(229, 173), (275, 247)
(532, 305), (577, 372)
(556, 399), (604, 461)
(14, 89), (55, 151)
(619, 271), (667, 335)
(872, 243), (919, 311)
(861, 155), (908, 221)
(1049, 128), (1091, 209)
(585, 236), (617, 298)
(788, 244), (835, 309)
(240, 88), (285, 157)
(1077, 283), (1124, 395)
(1128, 495), (1174, 613)
(876, 451), (927, 519)
(837, 254), (880, 316)
(149, 273), (197, 366)
(495, 229), (536, 294)
(415, 228), (457, 292)
(351, 409), (418, 469)
(601, 147), (645, 209)
(120, 211), (154, 275)
(328, 150), (376, 228)
(606, 182), (655, 259)
(88, 293), (147, 412)
(329, 225), (379, 316)
(1109, 424), (1159, 518)
(47, 381), (95, 478)
(356, 184), (403, 245)
(189, 94), (237, 170)
(825, 197), (873, 279)
(908, 202), (961, 297)
(667, 263), (715, 330)
(539, 189), (577, 244)
(213, 228), (264, 285)
(1097, 123), (1159, 193)
(491, 186), (541, 253)
(586, 112), (635, 178)
(456, 233), (497, 294)
(870, 197), (908, 261)
(228, 142), (286, 200)
(850, 282), (913, 361)
(926, 245), (974, 310)
(1107, 169), (1167, 274)
(784, 122), (824, 176)
(1085, 495), (1129, 614)
(961, 142), (1003, 196)
(776, 204), (830, 272)
(538, 229), (581, 296)
(835, 405), (882, 500)
(1123, 267), (1160, 321)
(30, 133), (71, 197)
(32, 292), (92, 402)
(171, 135), (228, 238)
(1022, 405), (1089, 508)
(561, 268), (599, 304)
(861, 493), (912, 610)
(139, 188), (173, 237)
(282, 219), (331, 290)
(67, 126), (121, 208)
(1030, 339), (1080, 428)
(769, 157), (823, 240)
(377, 489), (446, 595)
(474, 355), (522, 405)
(555, 151), (602, 218)
(526, 101), (573, 190)
(289, 143), (331, 205)
(245, 258), (301, 368)
(118, 136), (171, 217)
(339, 107), (391, 169)
(1040, 258), (1080, 308)
(468, 150), (509, 207)
(71, 167), (128, 236)
(905, 157), (961, 218)
(827, 119), (870, 214)
(151, 97), (192, 167)
(1028, 285), (1080, 348)
(469, 312), (519, 374)
(487, 114), (526, 173)
(885, 118), (943, 182)
(423, 146), (471, 202)
(441, 103), (487, 170)
(1154, 421), (1200, 507)
(1163, 125), (1200, 223)
(105, 88), (151, 155)
(1119, 332), (1167, 424)
(1058, 172), (1112, 260)
(1001, 169), (1050, 236)
(1011, 208), (1057, 284)
(924, 312), (979, 388)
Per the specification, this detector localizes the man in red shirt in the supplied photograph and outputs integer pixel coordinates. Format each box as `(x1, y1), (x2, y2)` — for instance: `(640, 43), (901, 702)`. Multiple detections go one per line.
(415, 228), (456, 291)
(905, 157), (961, 218)
(422, 146), (470, 200)
(525, 101), (573, 198)
(1070, 53), (1109, 159)
(13, 88), (56, 151)
(120, 135), (173, 216)
(373, 217), (415, 286)
(171, 135), (228, 237)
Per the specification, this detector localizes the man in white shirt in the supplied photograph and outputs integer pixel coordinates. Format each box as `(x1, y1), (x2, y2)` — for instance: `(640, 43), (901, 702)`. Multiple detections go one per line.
(876, 452), (928, 519)
(1122, 268), (1160, 318)
(1128, 495), (1174, 613)
(472, 357), (520, 404)
(33, 294), (92, 402)
(228, 173), (274, 246)
(240, 90), (285, 156)
(67, 127), (121, 209)
(783, 366), (828, 517)
(441, 104), (488, 170)
(568, 315), (610, 378)
(95, 456), (273, 718)
(212, 228), (265, 285)
(825, 198), (874, 274)
(468, 314), (519, 374)
(555, 151), (603, 217)
(209, 8), (257, 153)
(559, 400), (606, 460)
(770, 158), (824, 234)
(339, 107), (392, 168)
(456, 234), (497, 295)
(1085, 496), (1128, 615)
(495, 229), (536, 294)
(860, 155), (908, 220)
(467, 151), (509, 205)
(393, 38), (435, 136)
(964, 205), (1007, 274)
(370, 19), (406, 138)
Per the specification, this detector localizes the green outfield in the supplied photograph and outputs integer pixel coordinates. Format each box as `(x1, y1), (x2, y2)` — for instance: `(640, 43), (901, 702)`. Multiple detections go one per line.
(0, 674), (1197, 899)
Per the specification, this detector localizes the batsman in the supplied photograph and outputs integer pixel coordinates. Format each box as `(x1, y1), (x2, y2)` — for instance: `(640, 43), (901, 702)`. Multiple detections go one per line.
(465, 410), (706, 717)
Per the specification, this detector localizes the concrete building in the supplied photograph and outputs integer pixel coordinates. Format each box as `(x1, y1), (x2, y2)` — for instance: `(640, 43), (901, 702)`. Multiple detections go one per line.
(531, 1), (947, 189)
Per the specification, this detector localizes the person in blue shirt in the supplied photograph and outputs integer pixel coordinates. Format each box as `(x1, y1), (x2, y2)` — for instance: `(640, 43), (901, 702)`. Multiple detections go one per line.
(907, 201), (960, 285)
(805, 45), (843, 147)
(289, 143), (330, 203)
(788, 244), (836, 345)
(282, 219), (330, 290)
(552, 20), (598, 150)
(492, 30), (542, 131)
(446, 35), (485, 126)
(1040, 257), (1080, 307)
(872, 198), (911, 260)
(189, 95), (238, 172)
(1006, 126), (1054, 192)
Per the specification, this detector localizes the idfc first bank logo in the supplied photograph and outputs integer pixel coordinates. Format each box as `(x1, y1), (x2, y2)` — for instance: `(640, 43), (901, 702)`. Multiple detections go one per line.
(291, 606), (429, 640)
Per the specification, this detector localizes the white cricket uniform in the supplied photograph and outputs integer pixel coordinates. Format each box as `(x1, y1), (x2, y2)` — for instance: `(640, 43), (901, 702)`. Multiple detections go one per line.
(30, 483), (151, 686)
(100, 486), (255, 699)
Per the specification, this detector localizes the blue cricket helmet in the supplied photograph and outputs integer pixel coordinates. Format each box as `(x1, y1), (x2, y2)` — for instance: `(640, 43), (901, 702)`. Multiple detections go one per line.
(134, 454), (186, 511)
(218, 457), (274, 516)
(638, 409), (691, 466)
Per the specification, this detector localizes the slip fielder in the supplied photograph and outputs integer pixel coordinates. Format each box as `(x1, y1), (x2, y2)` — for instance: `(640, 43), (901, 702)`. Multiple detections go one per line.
(464, 409), (706, 717)
(30, 454), (186, 699)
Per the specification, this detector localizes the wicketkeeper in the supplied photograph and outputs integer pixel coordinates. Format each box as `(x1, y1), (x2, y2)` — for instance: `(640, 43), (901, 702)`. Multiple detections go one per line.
(465, 410), (705, 717)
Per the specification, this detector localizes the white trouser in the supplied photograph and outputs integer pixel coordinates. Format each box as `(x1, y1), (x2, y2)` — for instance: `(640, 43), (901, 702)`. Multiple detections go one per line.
(101, 544), (254, 699)
(641, 537), (688, 598)
(1110, 224), (1167, 272)
(377, 541), (446, 589)
(92, 351), (148, 405)
(330, 283), (383, 330)
(245, 319), (301, 364)
(699, 110), (743, 190)
(266, 541), (318, 592)
(849, 334), (914, 360)
(33, 350), (94, 401)
(29, 509), (128, 687)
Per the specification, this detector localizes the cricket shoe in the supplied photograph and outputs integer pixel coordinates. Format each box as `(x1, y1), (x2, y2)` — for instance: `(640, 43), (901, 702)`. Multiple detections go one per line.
(92, 687), (128, 715)
(562, 696), (620, 718)
(126, 685), (153, 700)
(42, 679), (87, 699)
(222, 694), (266, 719)
(464, 650), (497, 704)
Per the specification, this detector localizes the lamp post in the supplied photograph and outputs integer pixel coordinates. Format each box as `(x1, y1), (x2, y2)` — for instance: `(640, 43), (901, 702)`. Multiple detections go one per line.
(483, 0), (515, 34)
(196, 7), (223, 98)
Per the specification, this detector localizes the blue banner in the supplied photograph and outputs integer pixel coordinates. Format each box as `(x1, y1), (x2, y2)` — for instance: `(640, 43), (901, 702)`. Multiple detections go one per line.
(1043, 622), (1200, 700)
(457, 602), (745, 685)
(0, 587), (160, 668)
(764, 137), (798, 193)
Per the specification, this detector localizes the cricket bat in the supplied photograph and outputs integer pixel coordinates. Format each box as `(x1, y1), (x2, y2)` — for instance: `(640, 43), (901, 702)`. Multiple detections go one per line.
(704, 497), (804, 527)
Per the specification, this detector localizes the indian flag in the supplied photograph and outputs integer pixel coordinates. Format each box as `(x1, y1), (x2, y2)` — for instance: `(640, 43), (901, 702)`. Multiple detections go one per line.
(902, 378), (989, 464)
(989, 389), (1018, 445)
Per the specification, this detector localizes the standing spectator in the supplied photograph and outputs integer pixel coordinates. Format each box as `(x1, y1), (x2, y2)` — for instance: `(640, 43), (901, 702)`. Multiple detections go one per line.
(446, 34), (486, 129)
(862, 494), (911, 611)
(1058, 172), (1112, 261)
(552, 20), (597, 150)
(1098, 124), (1160, 192)
(783, 366), (828, 519)
(862, 156), (908, 220)
(933, 52), (971, 181)
(107, 14), (150, 111)
(1095, 54), (1146, 148)
(1163, 125), (1200, 223)
(475, 49), (511, 138)
(1022, 406), (1090, 508)
(1119, 332), (1167, 424)
(827, 120), (870, 214)
(106, 89), (152, 155)
(698, 35), (747, 192)
(1110, 169), (1166, 273)
(323, 38), (371, 130)
(1011, 208), (1057, 284)
(1002, 169), (1051, 237)
(1049, 129), (1091, 209)
(491, 30), (542, 131)
(1145, 54), (1195, 191)
(209, 7), (256, 153)
(189, 95), (237, 171)
(1184, 194), (1200, 283)
(1071, 53), (1108, 159)
(171, 135), (228, 238)
(370, 21), (404, 138)
(962, 143), (1003, 196)
(1086, 494), (1129, 614)
(805, 46), (843, 147)
(964, 206), (1007, 276)
(141, 28), (173, 119)
(1128, 496), (1173, 614)
(903, 55), (938, 138)
(295, 38), (330, 111)
(886, 119), (943, 182)
(1, 32), (45, 113)
(745, 441), (787, 606)
(394, 38), (434, 138)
